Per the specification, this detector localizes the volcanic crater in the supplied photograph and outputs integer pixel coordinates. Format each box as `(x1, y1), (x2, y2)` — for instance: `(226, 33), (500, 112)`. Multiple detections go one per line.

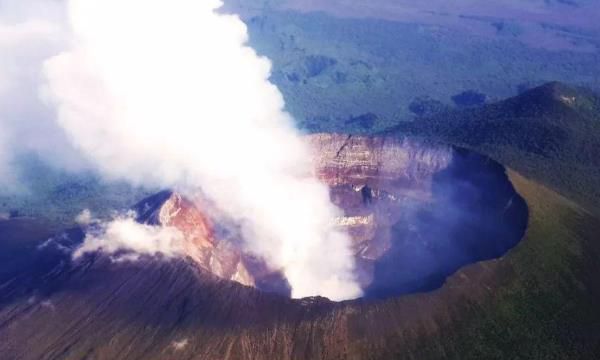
(133, 134), (528, 300)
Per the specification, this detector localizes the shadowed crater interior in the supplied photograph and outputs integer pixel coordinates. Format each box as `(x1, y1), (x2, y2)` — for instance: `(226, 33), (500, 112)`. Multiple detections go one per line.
(310, 134), (528, 300)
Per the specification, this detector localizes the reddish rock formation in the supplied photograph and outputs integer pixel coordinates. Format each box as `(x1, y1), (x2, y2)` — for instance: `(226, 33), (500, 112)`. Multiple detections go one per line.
(309, 133), (452, 187)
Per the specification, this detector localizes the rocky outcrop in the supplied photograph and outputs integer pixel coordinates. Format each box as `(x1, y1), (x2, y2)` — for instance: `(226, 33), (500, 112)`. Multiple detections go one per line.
(308, 133), (453, 188)
(134, 191), (279, 290)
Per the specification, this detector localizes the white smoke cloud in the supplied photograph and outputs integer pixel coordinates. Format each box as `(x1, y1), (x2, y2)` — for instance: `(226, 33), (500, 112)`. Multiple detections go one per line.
(0, 129), (18, 192)
(0, 1), (88, 192)
(171, 338), (189, 351)
(73, 212), (186, 261)
(74, 208), (93, 225)
(41, 0), (361, 300)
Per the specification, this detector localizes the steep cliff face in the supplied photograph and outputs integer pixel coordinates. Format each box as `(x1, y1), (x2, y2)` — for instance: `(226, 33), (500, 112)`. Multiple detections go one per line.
(133, 191), (283, 291)
(310, 134), (456, 292)
(308, 133), (453, 187)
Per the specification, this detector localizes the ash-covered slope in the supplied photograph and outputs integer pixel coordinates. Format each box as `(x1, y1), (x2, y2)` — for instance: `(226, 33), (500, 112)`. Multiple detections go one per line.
(0, 134), (529, 359)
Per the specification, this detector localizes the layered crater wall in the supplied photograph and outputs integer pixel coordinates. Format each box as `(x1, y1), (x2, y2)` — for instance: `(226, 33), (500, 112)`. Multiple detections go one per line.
(311, 134), (528, 298)
(133, 134), (528, 300)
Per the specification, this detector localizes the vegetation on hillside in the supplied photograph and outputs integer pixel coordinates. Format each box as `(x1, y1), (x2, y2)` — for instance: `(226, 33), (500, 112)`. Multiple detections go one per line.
(389, 82), (600, 215)
(234, 10), (600, 131)
(407, 172), (600, 359)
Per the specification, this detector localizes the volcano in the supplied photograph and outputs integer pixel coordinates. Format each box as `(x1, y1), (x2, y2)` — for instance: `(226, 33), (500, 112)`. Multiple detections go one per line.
(0, 134), (530, 360)
(123, 134), (527, 301)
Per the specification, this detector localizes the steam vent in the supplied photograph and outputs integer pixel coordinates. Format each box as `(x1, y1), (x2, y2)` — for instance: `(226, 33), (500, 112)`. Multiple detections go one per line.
(134, 134), (528, 300)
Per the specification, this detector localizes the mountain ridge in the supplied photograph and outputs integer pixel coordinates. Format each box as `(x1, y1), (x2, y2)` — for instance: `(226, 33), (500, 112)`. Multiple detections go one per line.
(388, 81), (600, 215)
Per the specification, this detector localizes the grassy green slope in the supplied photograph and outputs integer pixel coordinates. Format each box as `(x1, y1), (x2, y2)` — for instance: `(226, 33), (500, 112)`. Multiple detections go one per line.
(407, 172), (600, 359)
(384, 83), (600, 358)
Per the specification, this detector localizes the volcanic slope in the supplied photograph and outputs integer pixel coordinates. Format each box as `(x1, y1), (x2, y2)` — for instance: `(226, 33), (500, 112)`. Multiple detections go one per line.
(0, 169), (597, 359)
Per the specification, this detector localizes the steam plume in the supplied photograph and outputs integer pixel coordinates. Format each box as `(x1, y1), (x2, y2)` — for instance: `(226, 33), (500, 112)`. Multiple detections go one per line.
(43, 0), (361, 300)
(73, 212), (186, 261)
